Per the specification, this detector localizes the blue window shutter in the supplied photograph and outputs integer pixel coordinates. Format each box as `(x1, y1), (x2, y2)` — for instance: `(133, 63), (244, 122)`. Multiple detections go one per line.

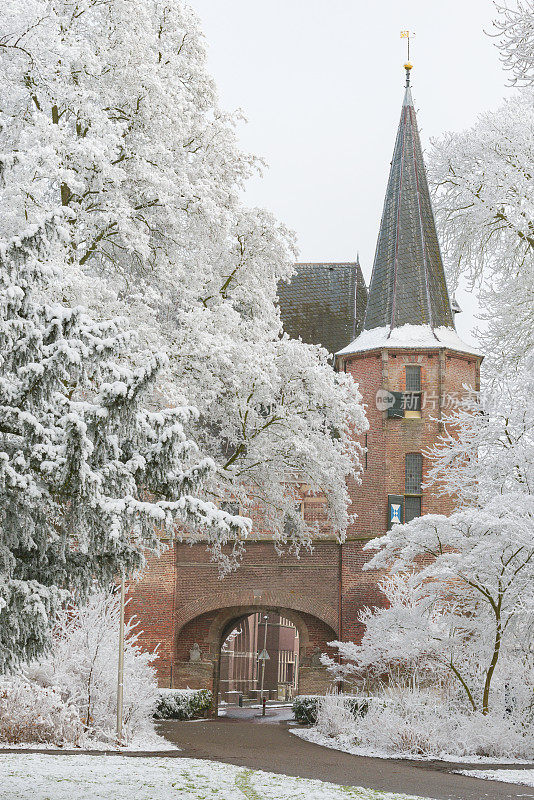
(387, 495), (404, 529)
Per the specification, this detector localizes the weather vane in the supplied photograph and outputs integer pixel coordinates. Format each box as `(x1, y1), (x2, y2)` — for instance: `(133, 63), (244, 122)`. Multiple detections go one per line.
(400, 30), (415, 63)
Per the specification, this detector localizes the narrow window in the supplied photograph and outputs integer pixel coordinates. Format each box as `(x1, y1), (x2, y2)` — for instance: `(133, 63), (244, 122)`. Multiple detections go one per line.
(405, 452), (422, 493)
(404, 365), (422, 418)
(404, 452), (422, 522)
(404, 496), (421, 523)
(405, 365), (421, 391)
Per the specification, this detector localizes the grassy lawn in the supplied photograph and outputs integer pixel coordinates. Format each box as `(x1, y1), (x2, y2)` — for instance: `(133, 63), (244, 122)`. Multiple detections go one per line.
(0, 754), (426, 800)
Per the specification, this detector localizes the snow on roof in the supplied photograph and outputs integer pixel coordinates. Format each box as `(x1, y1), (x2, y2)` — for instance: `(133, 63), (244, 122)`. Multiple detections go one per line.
(336, 324), (482, 357)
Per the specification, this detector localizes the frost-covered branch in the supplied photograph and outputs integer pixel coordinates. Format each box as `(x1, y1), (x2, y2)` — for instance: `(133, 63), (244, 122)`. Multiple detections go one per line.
(0, 221), (250, 670)
(0, 0), (366, 547)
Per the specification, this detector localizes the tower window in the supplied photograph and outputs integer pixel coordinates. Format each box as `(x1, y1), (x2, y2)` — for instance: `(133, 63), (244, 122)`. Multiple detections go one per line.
(405, 452), (422, 522)
(405, 495), (421, 523)
(405, 453), (422, 493)
(405, 365), (421, 391)
(386, 367), (423, 419)
(404, 365), (422, 418)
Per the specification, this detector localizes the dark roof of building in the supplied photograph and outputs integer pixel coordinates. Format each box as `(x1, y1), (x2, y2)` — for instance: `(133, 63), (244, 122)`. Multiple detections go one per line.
(277, 261), (368, 355)
(363, 70), (454, 332)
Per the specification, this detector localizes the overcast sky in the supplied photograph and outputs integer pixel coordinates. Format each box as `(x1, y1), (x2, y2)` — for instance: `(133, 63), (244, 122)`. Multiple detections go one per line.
(191, 1), (510, 344)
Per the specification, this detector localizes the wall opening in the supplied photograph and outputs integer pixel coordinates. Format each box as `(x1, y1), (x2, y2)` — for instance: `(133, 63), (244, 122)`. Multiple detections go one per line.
(218, 611), (300, 706)
(171, 601), (337, 713)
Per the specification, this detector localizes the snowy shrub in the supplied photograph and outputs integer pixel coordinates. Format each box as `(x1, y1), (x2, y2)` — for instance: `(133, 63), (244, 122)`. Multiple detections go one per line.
(0, 678), (82, 745)
(309, 687), (534, 759)
(293, 694), (370, 725)
(454, 712), (534, 760)
(315, 690), (359, 739)
(352, 689), (534, 759)
(26, 590), (158, 745)
(353, 690), (451, 756)
(154, 689), (212, 720)
(293, 696), (321, 724)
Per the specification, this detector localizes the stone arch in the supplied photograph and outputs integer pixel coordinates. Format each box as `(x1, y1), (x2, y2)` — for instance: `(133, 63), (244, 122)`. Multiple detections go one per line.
(174, 588), (338, 636)
(172, 600), (338, 712)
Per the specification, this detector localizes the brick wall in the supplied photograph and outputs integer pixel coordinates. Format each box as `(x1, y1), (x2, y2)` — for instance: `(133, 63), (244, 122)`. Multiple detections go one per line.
(127, 547), (175, 687)
(340, 346), (481, 642)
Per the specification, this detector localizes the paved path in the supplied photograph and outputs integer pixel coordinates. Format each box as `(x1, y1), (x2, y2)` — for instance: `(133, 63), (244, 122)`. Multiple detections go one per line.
(158, 714), (534, 800)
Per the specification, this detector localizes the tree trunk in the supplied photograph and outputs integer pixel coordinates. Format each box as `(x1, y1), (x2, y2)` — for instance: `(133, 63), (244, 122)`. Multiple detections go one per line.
(482, 605), (503, 715)
(51, 105), (71, 207)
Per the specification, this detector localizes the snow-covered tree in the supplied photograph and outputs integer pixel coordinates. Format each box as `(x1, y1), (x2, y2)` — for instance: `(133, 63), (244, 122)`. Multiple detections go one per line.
(325, 498), (534, 715)
(425, 362), (534, 507)
(326, 367), (534, 715)
(26, 589), (159, 745)
(429, 90), (534, 366)
(428, 2), (534, 366)
(494, 0), (534, 85)
(0, 0), (366, 544)
(0, 219), (249, 671)
(322, 573), (456, 691)
(365, 499), (534, 715)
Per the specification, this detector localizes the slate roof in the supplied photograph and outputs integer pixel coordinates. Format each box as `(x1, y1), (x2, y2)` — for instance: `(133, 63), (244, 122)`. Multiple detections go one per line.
(277, 262), (368, 355)
(363, 71), (454, 332)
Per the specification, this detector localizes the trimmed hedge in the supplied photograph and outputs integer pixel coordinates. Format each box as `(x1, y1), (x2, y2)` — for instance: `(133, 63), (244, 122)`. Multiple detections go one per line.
(292, 694), (371, 724)
(154, 689), (213, 720)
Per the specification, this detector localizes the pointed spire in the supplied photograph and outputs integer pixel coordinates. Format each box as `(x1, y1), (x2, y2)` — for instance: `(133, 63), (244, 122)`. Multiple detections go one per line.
(363, 65), (454, 333)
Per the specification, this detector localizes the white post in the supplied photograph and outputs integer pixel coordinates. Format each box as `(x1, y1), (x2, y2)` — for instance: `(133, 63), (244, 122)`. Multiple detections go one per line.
(260, 614), (268, 703)
(116, 571), (125, 744)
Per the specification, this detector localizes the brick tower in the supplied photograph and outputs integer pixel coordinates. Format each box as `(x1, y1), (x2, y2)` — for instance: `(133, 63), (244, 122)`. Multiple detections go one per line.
(335, 63), (482, 643)
(128, 66), (482, 705)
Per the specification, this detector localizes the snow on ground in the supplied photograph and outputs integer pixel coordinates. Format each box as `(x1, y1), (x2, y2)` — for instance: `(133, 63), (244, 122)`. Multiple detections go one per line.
(456, 769), (534, 787)
(1, 754), (427, 800)
(0, 729), (175, 752)
(293, 727), (533, 765)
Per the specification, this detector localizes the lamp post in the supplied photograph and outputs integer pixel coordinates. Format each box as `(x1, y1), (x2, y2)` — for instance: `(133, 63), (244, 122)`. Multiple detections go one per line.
(116, 570), (125, 744)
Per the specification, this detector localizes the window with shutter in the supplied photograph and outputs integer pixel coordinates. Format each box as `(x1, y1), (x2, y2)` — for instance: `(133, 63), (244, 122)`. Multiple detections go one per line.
(405, 365), (421, 391)
(387, 495), (404, 529)
(404, 496), (422, 523)
(405, 453), (422, 494)
(387, 391), (405, 418)
(404, 453), (422, 521)
(404, 366), (422, 418)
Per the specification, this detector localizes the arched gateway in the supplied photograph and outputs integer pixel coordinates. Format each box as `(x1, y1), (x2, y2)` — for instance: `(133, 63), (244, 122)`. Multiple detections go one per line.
(128, 66), (482, 709)
(127, 540), (344, 709)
